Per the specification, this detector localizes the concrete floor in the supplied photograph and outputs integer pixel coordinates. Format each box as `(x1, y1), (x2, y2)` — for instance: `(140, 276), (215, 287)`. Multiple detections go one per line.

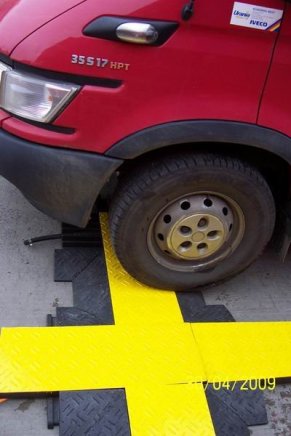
(0, 177), (290, 435)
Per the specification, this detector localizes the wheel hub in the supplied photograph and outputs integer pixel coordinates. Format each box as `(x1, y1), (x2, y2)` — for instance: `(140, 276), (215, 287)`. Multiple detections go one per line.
(153, 195), (234, 261)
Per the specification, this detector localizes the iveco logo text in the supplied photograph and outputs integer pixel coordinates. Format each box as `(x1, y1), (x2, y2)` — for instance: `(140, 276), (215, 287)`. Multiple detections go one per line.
(250, 20), (268, 27)
(233, 10), (250, 18)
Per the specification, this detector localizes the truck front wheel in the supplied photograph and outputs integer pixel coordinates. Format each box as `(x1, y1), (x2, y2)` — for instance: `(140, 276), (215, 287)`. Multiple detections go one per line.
(109, 153), (275, 290)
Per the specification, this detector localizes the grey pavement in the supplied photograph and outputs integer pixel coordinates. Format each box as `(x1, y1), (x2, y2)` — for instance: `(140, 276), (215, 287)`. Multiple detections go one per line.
(0, 177), (290, 435)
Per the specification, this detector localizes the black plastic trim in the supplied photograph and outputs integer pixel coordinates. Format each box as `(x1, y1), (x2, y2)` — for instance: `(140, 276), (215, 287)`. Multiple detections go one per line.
(106, 120), (291, 163)
(0, 53), (13, 67)
(0, 129), (122, 227)
(8, 114), (75, 134)
(13, 61), (122, 88)
(83, 16), (178, 46)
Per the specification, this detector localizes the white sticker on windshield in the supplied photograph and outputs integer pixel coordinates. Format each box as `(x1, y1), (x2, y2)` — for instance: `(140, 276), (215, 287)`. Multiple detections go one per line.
(231, 2), (283, 31)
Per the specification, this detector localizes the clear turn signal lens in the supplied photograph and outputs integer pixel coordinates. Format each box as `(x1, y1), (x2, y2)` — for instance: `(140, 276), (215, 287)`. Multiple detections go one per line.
(0, 69), (79, 123)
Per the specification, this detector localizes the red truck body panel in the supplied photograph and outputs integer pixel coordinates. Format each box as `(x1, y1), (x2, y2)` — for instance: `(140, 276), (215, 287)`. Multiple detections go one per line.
(0, 0), (86, 55)
(259, 3), (291, 136)
(0, 0), (290, 228)
(0, 0), (286, 153)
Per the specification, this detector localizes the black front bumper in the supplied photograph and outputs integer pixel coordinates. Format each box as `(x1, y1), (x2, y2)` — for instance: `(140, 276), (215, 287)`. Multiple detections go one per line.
(0, 129), (122, 227)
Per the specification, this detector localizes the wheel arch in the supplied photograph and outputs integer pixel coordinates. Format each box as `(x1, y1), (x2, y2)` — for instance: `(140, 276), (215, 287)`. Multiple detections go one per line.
(105, 120), (291, 203)
(106, 120), (291, 162)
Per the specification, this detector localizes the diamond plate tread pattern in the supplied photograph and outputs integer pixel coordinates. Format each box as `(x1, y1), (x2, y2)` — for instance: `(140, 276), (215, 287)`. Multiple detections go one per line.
(51, 221), (116, 434)
(1, 322), (288, 392)
(206, 388), (249, 436)
(55, 308), (103, 326)
(186, 305), (235, 322)
(54, 248), (97, 282)
(177, 292), (235, 322)
(0, 213), (275, 435)
(72, 251), (114, 323)
(205, 383), (267, 426)
(53, 233), (114, 326)
(0, 323), (205, 392)
(59, 389), (130, 436)
(100, 215), (184, 326)
(126, 383), (215, 436)
(191, 322), (291, 381)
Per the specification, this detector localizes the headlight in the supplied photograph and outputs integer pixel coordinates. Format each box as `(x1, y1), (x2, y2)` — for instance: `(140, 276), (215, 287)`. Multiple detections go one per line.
(0, 62), (79, 123)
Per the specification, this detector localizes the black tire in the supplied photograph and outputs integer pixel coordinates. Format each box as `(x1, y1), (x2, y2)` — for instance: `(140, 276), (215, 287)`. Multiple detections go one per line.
(109, 153), (275, 290)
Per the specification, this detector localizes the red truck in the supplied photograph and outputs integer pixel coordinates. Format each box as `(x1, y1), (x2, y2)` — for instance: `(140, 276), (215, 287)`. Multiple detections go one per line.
(0, 0), (290, 290)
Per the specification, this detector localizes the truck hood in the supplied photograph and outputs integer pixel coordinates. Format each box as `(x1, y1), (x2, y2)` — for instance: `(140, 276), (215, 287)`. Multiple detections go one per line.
(0, 0), (87, 56)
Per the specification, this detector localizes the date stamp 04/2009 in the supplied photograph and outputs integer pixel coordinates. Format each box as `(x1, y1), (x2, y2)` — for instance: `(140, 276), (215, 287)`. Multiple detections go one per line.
(203, 378), (276, 392)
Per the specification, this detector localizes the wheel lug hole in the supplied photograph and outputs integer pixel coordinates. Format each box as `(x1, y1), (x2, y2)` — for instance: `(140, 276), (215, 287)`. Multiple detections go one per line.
(157, 233), (164, 241)
(223, 207), (228, 216)
(204, 199), (213, 207)
(198, 218), (208, 228)
(197, 242), (207, 250)
(180, 241), (192, 249)
(163, 214), (172, 224)
(180, 201), (191, 210)
(207, 230), (219, 239)
(179, 226), (192, 235)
